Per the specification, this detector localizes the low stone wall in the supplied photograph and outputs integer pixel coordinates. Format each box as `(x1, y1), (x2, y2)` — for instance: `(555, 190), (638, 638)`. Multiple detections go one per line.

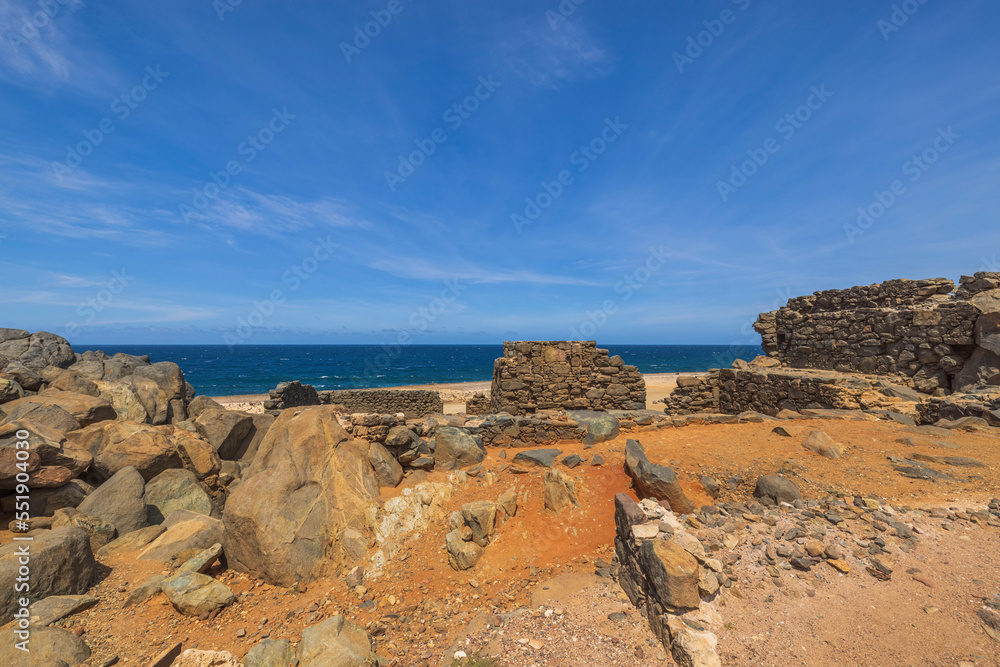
(466, 414), (585, 448)
(265, 381), (442, 419)
(661, 374), (720, 415)
(465, 392), (490, 415)
(489, 341), (646, 415)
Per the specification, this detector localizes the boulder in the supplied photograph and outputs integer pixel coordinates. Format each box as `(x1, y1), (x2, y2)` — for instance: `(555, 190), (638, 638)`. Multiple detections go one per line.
(0, 625), (91, 666)
(139, 511), (224, 563)
(801, 431), (844, 459)
(187, 395), (224, 420)
(51, 509), (117, 551)
(161, 572), (236, 616)
(0, 329), (75, 370)
(8, 391), (116, 426)
(1, 478), (93, 517)
(77, 465), (147, 535)
(543, 468), (579, 513)
(175, 433), (222, 479)
(238, 413), (275, 463)
(132, 361), (188, 424)
(70, 421), (181, 481)
(223, 406), (380, 586)
(28, 594), (98, 626)
(194, 409), (253, 460)
(97, 524), (166, 557)
(881, 385), (925, 402)
(568, 410), (620, 445)
(245, 639), (297, 667)
(624, 439), (694, 514)
(367, 441), (403, 488)
(0, 526), (96, 624)
(125, 574), (168, 607)
(445, 528), (484, 570)
(95, 380), (149, 422)
(954, 347), (1000, 390)
(68, 350), (108, 381)
(48, 370), (100, 397)
(102, 352), (151, 381)
(0, 464), (74, 489)
(462, 501), (499, 547)
(666, 617), (722, 667)
(0, 419), (92, 475)
(753, 475), (802, 505)
(976, 311), (1000, 356)
(145, 468), (212, 524)
(0, 377), (23, 404)
(0, 445), (40, 482)
(513, 448), (562, 468)
(432, 426), (486, 470)
(298, 615), (378, 667)
(1, 360), (45, 392)
(0, 399), (80, 433)
(638, 539), (700, 609)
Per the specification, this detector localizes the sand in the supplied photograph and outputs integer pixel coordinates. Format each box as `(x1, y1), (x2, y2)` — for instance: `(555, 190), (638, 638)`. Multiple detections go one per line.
(210, 372), (703, 414)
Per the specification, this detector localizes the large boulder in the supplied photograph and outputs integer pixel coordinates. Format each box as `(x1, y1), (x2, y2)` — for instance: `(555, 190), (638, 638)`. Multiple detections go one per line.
(245, 639), (297, 667)
(0, 526), (96, 624)
(194, 409), (253, 460)
(131, 361), (188, 424)
(753, 475), (802, 505)
(568, 410), (620, 445)
(48, 369), (101, 397)
(954, 347), (1000, 391)
(0, 329), (75, 370)
(238, 413), (275, 463)
(0, 420), (92, 475)
(432, 426), (486, 470)
(0, 625), (91, 666)
(0, 478), (93, 517)
(95, 380), (149, 422)
(5, 391), (116, 427)
(69, 421), (181, 481)
(624, 439), (694, 514)
(0, 399), (81, 433)
(77, 466), (147, 535)
(0, 360), (45, 392)
(223, 406), (380, 586)
(174, 433), (222, 480)
(297, 615), (377, 667)
(145, 468), (212, 524)
(0, 377), (23, 404)
(638, 539), (701, 609)
(367, 441), (403, 488)
(187, 395), (224, 420)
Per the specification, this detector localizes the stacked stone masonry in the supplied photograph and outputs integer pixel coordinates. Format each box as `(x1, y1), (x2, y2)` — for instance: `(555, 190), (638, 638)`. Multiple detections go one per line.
(265, 381), (443, 419)
(753, 274), (1000, 393)
(489, 341), (646, 415)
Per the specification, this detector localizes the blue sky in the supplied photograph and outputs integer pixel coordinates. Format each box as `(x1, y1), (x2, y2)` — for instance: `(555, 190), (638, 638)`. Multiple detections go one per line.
(1, 0), (999, 347)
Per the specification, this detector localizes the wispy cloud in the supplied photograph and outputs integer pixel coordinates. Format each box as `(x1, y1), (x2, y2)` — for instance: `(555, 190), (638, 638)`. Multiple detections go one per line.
(496, 19), (612, 89)
(183, 188), (372, 236)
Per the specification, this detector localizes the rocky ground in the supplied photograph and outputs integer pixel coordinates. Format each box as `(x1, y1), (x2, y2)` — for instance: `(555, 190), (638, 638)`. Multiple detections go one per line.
(5, 413), (999, 666)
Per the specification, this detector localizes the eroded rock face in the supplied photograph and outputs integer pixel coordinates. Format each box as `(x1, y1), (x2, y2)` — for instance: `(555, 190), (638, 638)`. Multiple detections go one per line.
(70, 421), (181, 481)
(223, 406), (380, 586)
(0, 329), (75, 370)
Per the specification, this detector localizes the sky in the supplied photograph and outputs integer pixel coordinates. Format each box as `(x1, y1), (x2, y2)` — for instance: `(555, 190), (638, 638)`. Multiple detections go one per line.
(1, 0), (999, 347)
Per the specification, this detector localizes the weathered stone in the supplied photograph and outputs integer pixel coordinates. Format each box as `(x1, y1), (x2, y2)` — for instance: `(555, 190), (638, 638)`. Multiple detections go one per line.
(174, 650), (242, 667)
(194, 409), (253, 460)
(802, 431), (844, 459)
(568, 410), (620, 445)
(954, 347), (1000, 390)
(28, 594), (98, 626)
(624, 439), (694, 514)
(77, 465), (147, 535)
(498, 487), (518, 516)
(51, 509), (117, 551)
(187, 395), (224, 420)
(0, 377), (23, 404)
(175, 433), (222, 479)
(446, 528), (484, 570)
(367, 441), (403, 488)
(223, 406), (379, 586)
(0, 526), (95, 624)
(48, 369), (100, 396)
(513, 448), (563, 468)
(667, 617), (722, 667)
(95, 379), (149, 422)
(0, 399), (81, 432)
(462, 501), (498, 547)
(753, 475), (802, 505)
(638, 539), (700, 608)
(0, 625), (90, 666)
(0, 329), (75, 370)
(0, 419), (92, 475)
(245, 639), (297, 667)
(7, 391), (116, 426)
(298, 615), (377, 667)
(125, 573), (168, 607)
(145, 468), (212, 524)
(97, 524), (166, 557)
(139, 511), (224, 563)
(70, 421), (181, 481)
(432, 426), (486, 470)
(543, 468), (579, 513)
(161, 571), (236, 616)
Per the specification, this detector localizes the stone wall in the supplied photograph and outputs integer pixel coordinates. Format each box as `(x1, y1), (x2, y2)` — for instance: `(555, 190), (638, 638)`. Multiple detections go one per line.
(752, 274), (1000, 393)
(488, 341), (646, 415)
(265, 382), (443, 419)
(465, 392), (490, 415)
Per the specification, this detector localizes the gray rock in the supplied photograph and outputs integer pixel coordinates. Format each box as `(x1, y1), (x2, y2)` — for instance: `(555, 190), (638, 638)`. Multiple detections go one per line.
(186, 395), (224, 420)
(976, 311), (1000, 356)
(298, 615), (377, 667)
(367, 442), (403, 488)
(954, 347), (1000, 391)
(881, 385), (925, 402)
(77, 465), (148, 535)
(624, 439), (695, 514)
(245, 639), (297, 667)
(753, 475), (802, 505)
(512, 448), (562, 468)
(161, 572), (236, 616)
(178, 543), (224, 574)
(28, 594), (98, 626)
(0, 625), (91, 666)
(568, 410), (620, 446)
(98, 524), (166, 557)
(144, 468), (212, 524)
(125, 574), (168, 607)
(0, 526), (96, 624)
(462, 501), (498, 547)
(0, 329), (75, 370)
(432, 426), (485, 470)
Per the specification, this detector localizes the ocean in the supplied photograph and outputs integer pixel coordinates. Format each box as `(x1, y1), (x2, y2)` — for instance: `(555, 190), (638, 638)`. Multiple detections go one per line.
(82, 344), (764, 397)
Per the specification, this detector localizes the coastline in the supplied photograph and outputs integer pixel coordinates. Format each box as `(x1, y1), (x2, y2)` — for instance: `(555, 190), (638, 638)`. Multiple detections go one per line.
(210, 371), (704, 413)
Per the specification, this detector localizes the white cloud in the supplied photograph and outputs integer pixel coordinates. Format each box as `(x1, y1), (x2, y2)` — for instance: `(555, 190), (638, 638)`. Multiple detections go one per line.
(496, 19), (613, 89)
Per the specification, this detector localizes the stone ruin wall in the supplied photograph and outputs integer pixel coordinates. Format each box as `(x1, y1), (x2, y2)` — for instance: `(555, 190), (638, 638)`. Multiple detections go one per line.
(489, 341), (646, 415)
(265, 381), (443, 419)
(752, 276), (998, 393)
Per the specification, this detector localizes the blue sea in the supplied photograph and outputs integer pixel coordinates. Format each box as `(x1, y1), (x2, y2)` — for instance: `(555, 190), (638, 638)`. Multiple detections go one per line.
(81, 344), (764, 397)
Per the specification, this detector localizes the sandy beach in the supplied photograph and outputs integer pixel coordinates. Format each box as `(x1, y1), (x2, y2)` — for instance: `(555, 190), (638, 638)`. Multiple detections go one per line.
(210, 371), (704, 414)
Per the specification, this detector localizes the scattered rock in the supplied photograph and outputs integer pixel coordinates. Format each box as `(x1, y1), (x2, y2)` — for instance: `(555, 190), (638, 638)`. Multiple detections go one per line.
(512, 448), (562, 468)
(28, 594), (98, 626)
(432, 426), (486, 470)
(297, 614), (378, 667)
(245, 639), (297, 667)
(543, 468), (579, 514)
(446, 529), (484, 570)
(76, 465), (148, 535)
(753, 475), (802, 506)
(161, 571), (236, 616)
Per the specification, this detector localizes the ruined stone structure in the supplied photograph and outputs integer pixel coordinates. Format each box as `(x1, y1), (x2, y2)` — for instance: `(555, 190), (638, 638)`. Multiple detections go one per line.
(464, 392), (490, 415)
(265, 381), (443, 419)
(488, 341), (645, 415)
(753, 274), (1000, 393)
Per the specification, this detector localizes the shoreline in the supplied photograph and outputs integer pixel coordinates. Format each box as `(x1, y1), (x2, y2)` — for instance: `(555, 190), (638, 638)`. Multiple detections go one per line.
(210, 371), (705, 413)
